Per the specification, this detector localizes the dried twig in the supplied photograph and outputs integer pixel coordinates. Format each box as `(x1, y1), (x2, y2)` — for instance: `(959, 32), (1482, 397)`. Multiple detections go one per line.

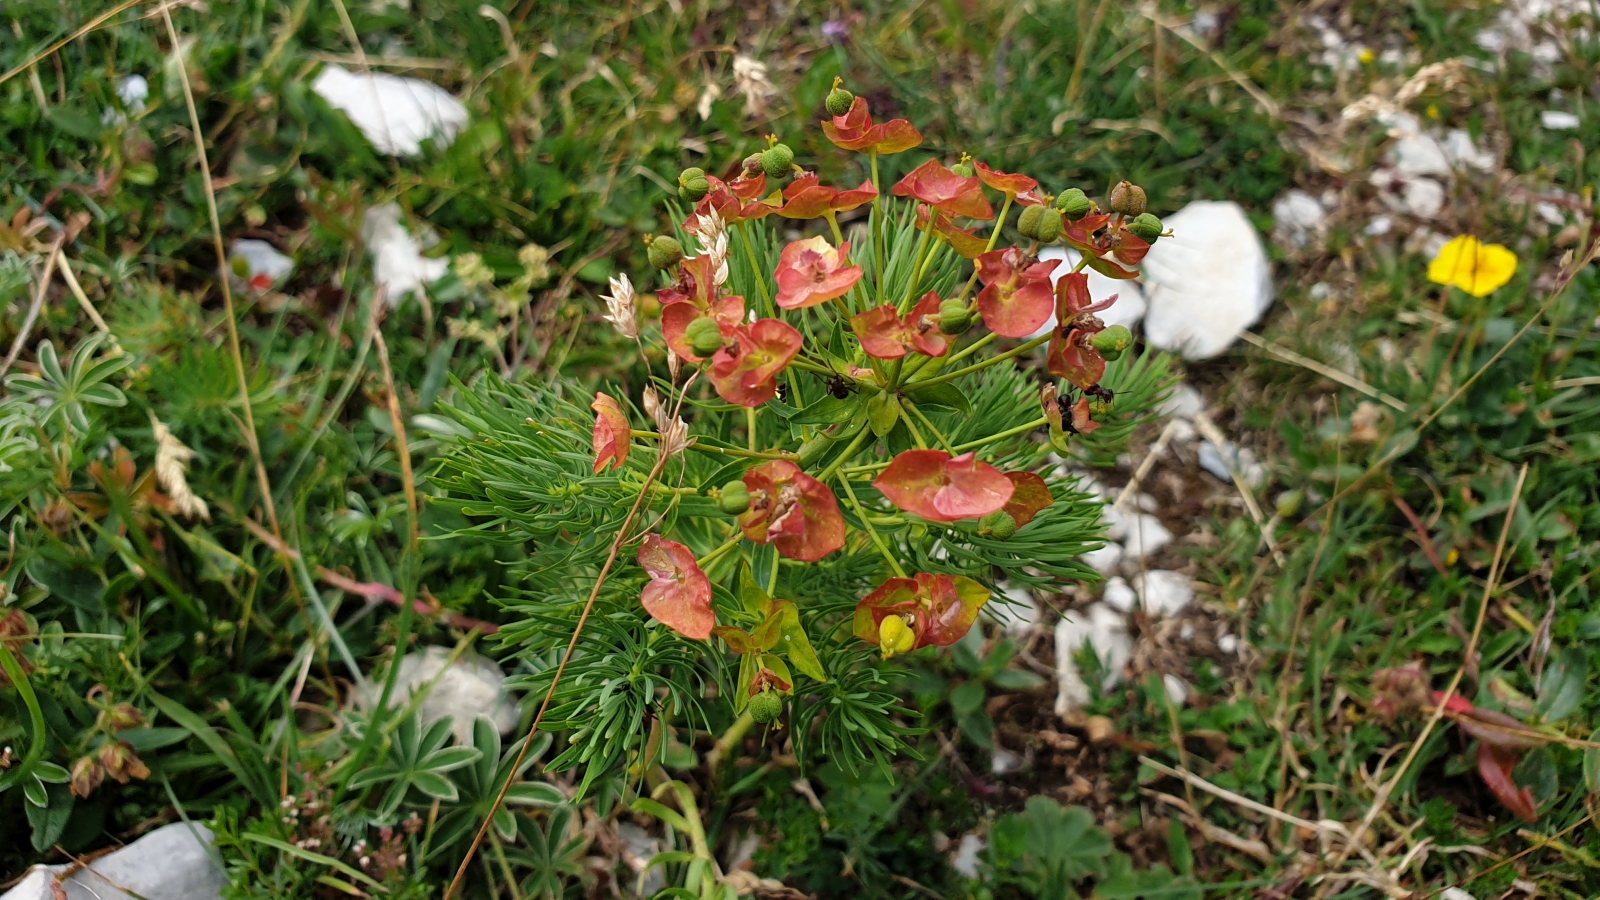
(1237, 331), (1407, 413)
(0, 236), (62, 381)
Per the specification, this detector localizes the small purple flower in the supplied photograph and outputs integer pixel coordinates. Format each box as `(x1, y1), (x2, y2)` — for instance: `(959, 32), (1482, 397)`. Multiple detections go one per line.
(821, 19), (849, 42)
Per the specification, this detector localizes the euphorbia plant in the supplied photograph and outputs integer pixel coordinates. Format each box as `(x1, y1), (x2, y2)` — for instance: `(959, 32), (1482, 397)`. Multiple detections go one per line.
(433, 81), (1171, 812)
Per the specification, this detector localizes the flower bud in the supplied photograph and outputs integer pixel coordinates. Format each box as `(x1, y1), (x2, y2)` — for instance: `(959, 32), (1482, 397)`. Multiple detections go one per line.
(71, 756), (104, 798)
(980, 510), (1017, 540)
(1108, 181), (1146, 217)
(1274, 489), (1304, 519)
(718, 479), (751, 515)
(1017, 205), (1045, 240)
(646, 235), (684, 269)
(98, 740), (150, 784)
(1091, 325), (1132, 355)
(685, 316), (725, 356)
(938, 299), (972, 335)
(1056, 188), (1094, 220)
(825, 85), (854, 117)
(877, 614), (915, 659)
(1127, 212), (1164, 243)
(1034, 208), (1063, 243)
(749, 688), (784, 725)
(760, 143), (795, 178)
(107, 704), (144, 731)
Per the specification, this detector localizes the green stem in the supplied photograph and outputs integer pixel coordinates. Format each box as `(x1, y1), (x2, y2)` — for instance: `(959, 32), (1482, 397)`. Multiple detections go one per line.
(629, 431), (796, 461)
(901, 397), (955, 454)
(869, 152), (885, 301)
(816, 425), (872, 483)
(899, 211), (936, 314)
(948, 192), (1016, 308)
(835, 473), (907, 578)
(898, 406), (929, 449)
(789, 356), (834, 376)
(746, 406), (759, 452)
(0, 642), (44, 788)
(737, 223), (775, 317)
(698, 533), (745, 571)
(908, 334), (1051, 390)
(944, 332), (998, 367)
(885, 356), (906, 392)
(838, 414), (1052, 477)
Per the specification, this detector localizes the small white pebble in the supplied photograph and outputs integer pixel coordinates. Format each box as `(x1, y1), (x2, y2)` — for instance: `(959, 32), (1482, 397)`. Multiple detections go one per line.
(1179, 623), (1196, 641)
(1219, 634), (1239, 654)
(1541, 110), (1580, 130)
(1162, 674), (1189, 705)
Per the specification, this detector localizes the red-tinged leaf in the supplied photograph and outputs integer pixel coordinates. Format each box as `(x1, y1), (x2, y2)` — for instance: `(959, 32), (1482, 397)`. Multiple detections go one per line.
(1015, 188), (1050, 208)
(853, 576), (921, 643)
(775, 236), (862, 309)
(905, 290), (952, 357)
(850, 305), (908, 359)
(916, 208), (990, 259)
(776, 184), (836, 220)
(709, 318), (802, 406)
(737, 461), (844, 561)
(638, 535), (714, 640)
(820, 97), (923, 154)
(1455, 707), (1547, 749)
(1083, 252), (1141, 281)
(1001, 472), (1053, 528)
(919, 573), (991, 647)
(874, 450), (1014, 522)
(975, 247), (1060, 338)
(973, 161), (1037, 195)
(893, 160), (993, 220)
(1048, 328), (1107, 391)
(684, 189), (744, 233)
(1476, 743), (1539, 822)
(591, 392), (630, 473)
(713, 626), (760, 655)
(662, 294), (744, 364)
(726, 172), (767, 202)
(872, 118), (924, 154)
(832, 179), (879, 212)
(1060, 213), (1113, 254)
(1111, 228), (1151, 266)
(1067, 396), (1101, 435)
(1432, 690), (1476, 715)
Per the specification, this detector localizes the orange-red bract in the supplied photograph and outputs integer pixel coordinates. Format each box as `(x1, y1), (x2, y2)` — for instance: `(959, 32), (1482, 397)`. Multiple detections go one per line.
(893, 160), (994, 220)
(709, 318), (803, 407)
(737, 460), (846, 561)
(590, 393), (630, 473)
(776, 173), (878, 219)
(975, 247), (1060, 338)
(638, 534), (714, 640)
(874, 450), (1015, 522)
(1000, 472), (1053, 528)
(775, 236), (862, 309)
(849, 291), (951, 360)
(821, 96), (923, 155)
(662, 293), (745, 364)
(973, 161), (1037, 196)
(914, 207), (989, 259)
(1477, 743), (1538, 822)
(851, 573), (991, 651)
(1046, 272), (1117, 390)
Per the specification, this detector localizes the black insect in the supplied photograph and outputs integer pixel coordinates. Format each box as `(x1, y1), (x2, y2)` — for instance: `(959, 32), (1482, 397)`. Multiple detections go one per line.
(1085, 384), (1114, 404)
(826, 375), (856, 400)
(775, 382), (790, 402)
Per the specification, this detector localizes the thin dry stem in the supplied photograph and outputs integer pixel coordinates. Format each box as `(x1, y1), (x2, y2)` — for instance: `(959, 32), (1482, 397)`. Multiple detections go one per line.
(0, 236), (62, 381)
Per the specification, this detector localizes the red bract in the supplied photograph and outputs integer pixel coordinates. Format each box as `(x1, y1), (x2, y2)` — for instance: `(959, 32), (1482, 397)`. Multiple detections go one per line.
(849, 292), (951, 359)
(737, 460), (845, 561)
(638, 534), (714, 640)
(894, 160), (993, 220)
(852, 573), (991, 651)
(1477, 743), (1538, 822)
(590, 393), (630, 473)
(973, 161), (1037, 196)
(914, 207), (989, 259)
(1046, 272), (1117, 390)
(684, 174), (779, 232)
(1000, 472), (1052, 528)
(656, 254), (719, 308)
(874, 450), (1015, 522)
(775, 236), (863, 309)
(662, 294), (745, 364)
(709, 318), (803, 406)
(821, 96), (923, 155)
(776, 173), (878, 219)
(974, 247), (1060, 338)
(1059, 213), (1144, 281)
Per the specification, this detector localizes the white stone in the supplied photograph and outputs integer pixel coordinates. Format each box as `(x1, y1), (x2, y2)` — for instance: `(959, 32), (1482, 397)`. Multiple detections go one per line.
(1, 823), (225, 900)
(116, 75), (149, 112)
(311, 65), (467, 156)
(990, 747), (1022, 774)
(1541, 110), (1580, 130)
(618, 821), (666, 896)
(1364, 215), (1394, 236)
(1162, 673), (1190, 705)
(1401, 176), (1445, 218)
(1141, 201), (1274, 360)
(952, 833), (986, 878)
(1134, 493), (1160, 513)
(229, 239), (294, 290)
(1443, 129), (1496, 172)
(1102, 576), (1137, 613)
(1271, 190), (1326, 248)
(1158, 383), (1205, 421)
(1119, 513), (1172, 561)
(1387, 130), (1451, 179)
(1535, 202), (1565, 226)
(1308, 282), (1332, 301)
(1031, 246), (1147, 337)
(1099, 503), (1129, 541)
(1054, 603), (1132, 715)
(1198, 438), (1266, 488)
(1218, 634), (1239, 654)
(1134, 570), (1194, 617)
(362, 202), (449, 305)
(378, 646), (519, 743)
(986, 581), (1041, 635)
(1179, 623), (1196, 641)
(1439, 889), (1477, 900)
(1080, 542), (1124, 575)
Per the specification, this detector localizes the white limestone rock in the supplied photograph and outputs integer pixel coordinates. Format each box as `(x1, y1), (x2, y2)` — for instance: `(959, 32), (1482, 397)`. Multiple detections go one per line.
(1079, 542), (1124, 576)
(362, 202), (449, 305)
(311, 65), (468, 156)
(1119, 513), (1172, 562)
(986, 581), (1041, 635)
(379, 646), (519, 743)
(1054, 603), (1132, 716)
(1133, 570), (1195, 617)
(1102, 576), (1137, 614)
(1141, 201), (1274, 360)
(1271, 190), (1327, 248)
(1, 823), (224, 900)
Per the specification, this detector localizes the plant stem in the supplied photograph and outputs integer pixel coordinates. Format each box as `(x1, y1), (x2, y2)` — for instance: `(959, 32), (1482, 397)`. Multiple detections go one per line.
(707, 710), (756, 776)
(629, 432), (796, 461)
(816, 426), (871, 483)
(870, 152), (886, 301)
(900, 397), (955, 454)
(947, 192), (1015, 309)
(907, 334), (1051, 390)
(943, 332), (998, 367)
(898, 405), (928, 449)
(0, 643), (44, 789)
(737, 223), (775, 318)
(746, 406), (758, 453)
(898, 210), (936, 314)
(835, 473), (907, 578)
(698, 532), (744, 571)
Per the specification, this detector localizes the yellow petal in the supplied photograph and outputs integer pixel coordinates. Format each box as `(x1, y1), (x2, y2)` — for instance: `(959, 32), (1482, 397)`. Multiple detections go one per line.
(1463, 242), (1517, 297)
(1427, 235), (1479, 288)
(1427, 235), (1517, 297)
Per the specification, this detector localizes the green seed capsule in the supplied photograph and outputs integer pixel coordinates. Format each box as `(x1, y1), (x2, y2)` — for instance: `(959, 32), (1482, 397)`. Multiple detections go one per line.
(1035, 208), (1063, 243)
(951, 163), (974, 178)
(682, 176), (710, 202)
(1056, 188), (1093, 220)
(685, 316), (725, 357)
(826, 86), (855, 117)
(938, 299), (972, 335)
(647, 235), (684, 269)
(1108, 181), (1147, 217)
(980, 510), (1017, 540)
(1091, 324), (1132, 354)
(761, 143), (795, 178)
(718, 479), (751, 515)
(749, 688), (784, 725)
(1017, 205), (1046, 240)
(678, 166), (705, 187)
(1127, 213), (1164, 243)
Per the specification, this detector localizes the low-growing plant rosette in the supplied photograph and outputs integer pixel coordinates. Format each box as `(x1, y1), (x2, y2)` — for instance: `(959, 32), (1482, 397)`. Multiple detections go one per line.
(435, 79), (1171, 793)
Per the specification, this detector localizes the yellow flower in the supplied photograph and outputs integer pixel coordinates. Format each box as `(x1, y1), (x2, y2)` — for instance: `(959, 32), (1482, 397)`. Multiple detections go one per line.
(877, 614), (915, 659)
(1427, 235), (1517, 298)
